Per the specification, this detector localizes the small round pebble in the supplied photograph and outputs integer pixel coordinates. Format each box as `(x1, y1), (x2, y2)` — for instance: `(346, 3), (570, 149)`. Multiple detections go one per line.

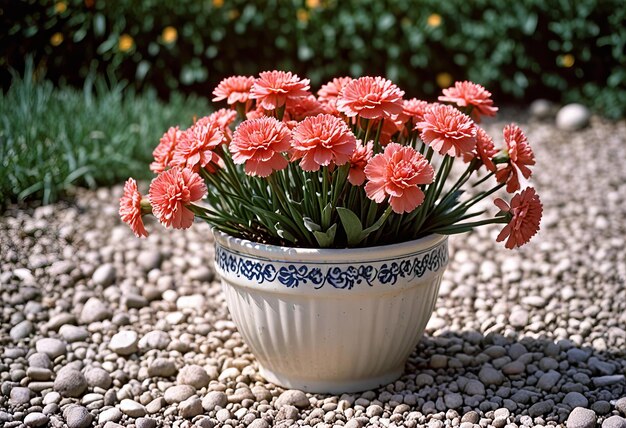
(53, 368), (88, 397)
(35, 338), (66, 358)
(177, 365), (210, 389)
(64, 405), (92, 428)
(164, 385), (196, 404)
(274, 389), (309, 409)
(567, 407), (597, 428)
(24, 412), (49, 427)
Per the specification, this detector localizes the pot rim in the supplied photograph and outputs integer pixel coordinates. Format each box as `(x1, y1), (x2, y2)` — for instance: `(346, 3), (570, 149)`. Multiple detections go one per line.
(212, 228), (448, 263)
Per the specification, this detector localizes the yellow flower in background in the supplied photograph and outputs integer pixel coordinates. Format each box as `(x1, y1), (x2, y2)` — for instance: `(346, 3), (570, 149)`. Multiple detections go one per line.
(50, 32), (63, 46)
(306, 0), (320, 8)
(427, 13), (442, 28)
(213, 0), (224, 7)
(436, 72), (453, 88)
(118, 34), (134, 52)
(297, 8), (309, 23)
(162, 26), (178, 44)
(561, 54), (575, 68)
(228, 9), (239, 20)
(54, 2), (67, 13)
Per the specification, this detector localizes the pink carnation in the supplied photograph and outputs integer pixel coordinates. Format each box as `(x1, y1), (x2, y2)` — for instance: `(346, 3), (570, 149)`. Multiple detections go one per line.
(172, 120), (224, 173)
(438, 81), (498, 123)
(149, 167), (207, 230)
(250, 71), (311, 110)
(317, 77), (353, 115)
(230, 117), (291, 177)
(364, 143), (434, 214)
(463, 126), (498, 170)
(119, 178), (148, 238)
(494, 187), (543, 249)
(202, 109), (237, 142)
(403, 98), (430, 123)
(286, 95), (327, 121)
(291, 114), (357, 171)
(495, 124), (535, 192)
(416, 104), (476, 157)
(336, 76), (405, 120)
(348, 140), (373, 186)
(150, 126), (181, 174)
(212, 75), (255, 105)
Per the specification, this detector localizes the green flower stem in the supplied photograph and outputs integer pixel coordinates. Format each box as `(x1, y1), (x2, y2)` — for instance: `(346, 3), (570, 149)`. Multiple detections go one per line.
(220, 148), (246, 196)
(275, 104), (286, 121)
(362, 118), (373, 143)
(432, 155), (454, 206)
(472, 170), (496, 188)
(428, 215), (508, 235)
(267, 174), (311, 242)
(369, 205), (395, 244)
(430, 159), (479, 217)
(372, 119), (384, 150)
(411, 153), (450, 234)
(457, 182), (506, 212)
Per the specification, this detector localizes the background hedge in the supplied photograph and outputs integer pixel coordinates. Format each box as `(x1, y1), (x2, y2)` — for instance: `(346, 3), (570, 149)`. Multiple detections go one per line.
(3, 0), (626, 118)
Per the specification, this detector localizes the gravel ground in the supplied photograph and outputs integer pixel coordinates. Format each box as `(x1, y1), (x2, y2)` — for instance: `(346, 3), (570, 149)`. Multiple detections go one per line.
(1, 110), (626, 428)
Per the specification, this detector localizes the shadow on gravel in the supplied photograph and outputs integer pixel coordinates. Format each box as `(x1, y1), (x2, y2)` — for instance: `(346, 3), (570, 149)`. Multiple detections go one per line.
(396, 330), (626, 424)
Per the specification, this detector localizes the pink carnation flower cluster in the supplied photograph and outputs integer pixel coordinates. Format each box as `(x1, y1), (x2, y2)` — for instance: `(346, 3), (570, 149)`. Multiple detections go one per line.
(120, 71), (542, 249)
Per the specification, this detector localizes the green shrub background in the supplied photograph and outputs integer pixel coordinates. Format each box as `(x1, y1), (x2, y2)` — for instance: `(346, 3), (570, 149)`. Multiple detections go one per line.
(0, 68), (209, 206)
(3, 0), (626, 118)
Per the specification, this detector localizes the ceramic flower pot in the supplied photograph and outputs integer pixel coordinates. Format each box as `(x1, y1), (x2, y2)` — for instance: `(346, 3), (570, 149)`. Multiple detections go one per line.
(213, 230), (449, 394)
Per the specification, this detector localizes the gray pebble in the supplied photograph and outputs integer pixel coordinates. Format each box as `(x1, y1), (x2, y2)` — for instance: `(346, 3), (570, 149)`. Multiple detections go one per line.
(35, 338), (66, 358)
(536, 370), (561, 390)
(177, 365), (210, 389)
(28, 353), (52, 369)
(556, 103), (591, 131)
(276, 404), (299, 421)
(443, 393), (463, 408)
(248, 418), (269, 428)
(24, 412), (48, 427)
(479, 366), (504, 386)
(98, 408), (123, 424)
(529, 400), (553, 417)
(216, 408), (231, 422)
(592, 400), (611, 415)
(119, 399), (147, 418)
(179, 397), (203, 418)
(138, 330), (170, 350)
(148, 358), (177, 378)
(59, 325), (89, 342)
(563, 392), (588, 408)
(164, 385), (196, 404)
(64, 405), (92, 428)
(603, 416), (626, 428)
(202, 391), (228, 411)
(274, 389), (310, 409)
(10, 320), (33, 340)
(92, 263), (116, 286)
(54, 368), (87, 397)
(84, 367), (112, 389)
(566, 407), (596, 428)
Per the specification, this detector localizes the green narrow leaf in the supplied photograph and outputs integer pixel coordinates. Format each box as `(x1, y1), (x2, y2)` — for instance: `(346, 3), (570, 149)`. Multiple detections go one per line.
(313, 223), (337, 248)
(361, 206), (393, 235)
(337, 207), (364, 246)
(303, 217), (321, 232)
(321, 202), (332, 229)
(274, 222), (297, 243)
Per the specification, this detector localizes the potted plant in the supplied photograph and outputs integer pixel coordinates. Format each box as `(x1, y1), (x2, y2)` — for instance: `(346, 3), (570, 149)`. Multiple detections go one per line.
(119, 71), (542, 393)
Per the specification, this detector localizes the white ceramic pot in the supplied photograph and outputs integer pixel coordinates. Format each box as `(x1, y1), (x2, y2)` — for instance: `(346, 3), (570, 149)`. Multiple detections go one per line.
(213, 231), (449, 394)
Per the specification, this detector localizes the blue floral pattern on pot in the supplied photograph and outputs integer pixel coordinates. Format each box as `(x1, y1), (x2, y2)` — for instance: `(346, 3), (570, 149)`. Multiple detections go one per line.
(215, 240), (448, 289)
